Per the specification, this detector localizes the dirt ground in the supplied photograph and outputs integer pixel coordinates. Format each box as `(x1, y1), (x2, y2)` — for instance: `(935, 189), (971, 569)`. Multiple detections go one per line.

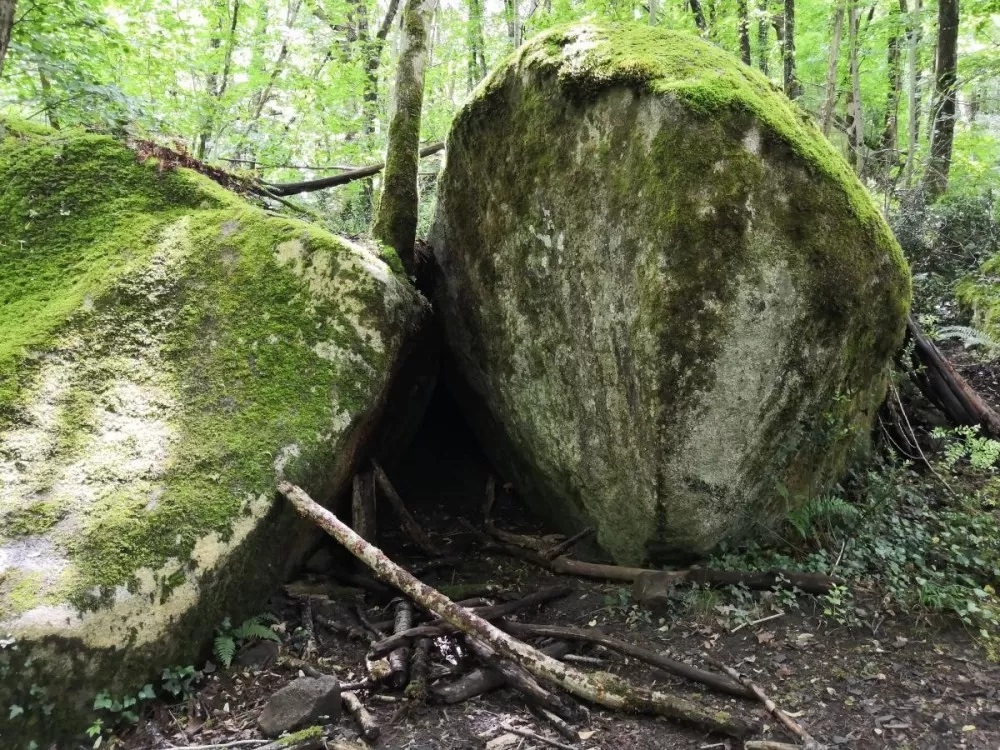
(118, 387), (1000, 750)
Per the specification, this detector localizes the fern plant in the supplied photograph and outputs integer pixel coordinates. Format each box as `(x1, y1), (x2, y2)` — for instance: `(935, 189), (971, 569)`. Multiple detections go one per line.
(935, 325), (1000, 358)
(213, 615), (280, 667)
(786, 495), (860, 541)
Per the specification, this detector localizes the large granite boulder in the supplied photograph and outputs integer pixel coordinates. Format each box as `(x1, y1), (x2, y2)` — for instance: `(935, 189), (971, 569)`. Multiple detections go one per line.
(431, 23), (911, 565)
(0, 119), (433, 743)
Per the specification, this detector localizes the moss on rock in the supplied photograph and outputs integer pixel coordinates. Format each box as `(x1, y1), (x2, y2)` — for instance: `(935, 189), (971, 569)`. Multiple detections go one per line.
(432, 22), (910, 564)
(0, 121), (433, 746)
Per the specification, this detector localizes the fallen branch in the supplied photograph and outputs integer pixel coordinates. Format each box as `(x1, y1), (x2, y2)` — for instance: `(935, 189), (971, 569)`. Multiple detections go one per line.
(482, 475), (561, 553)
(387, 599), (413, 688)
(279, 482), (753, 738)
(431, 642), (571, 704)
(907, 314), (1000, 437)
(465, 635), (587, 722)
(299, 596), (317, 659)
(703, 654), (823, 750)
(405, 636), (431, 700)
(369, 585), (573, 658)
(500, 621), (753, 700)
(262, 142), (444, 196)
(530, 706), (580, 743)
(744, 743), (804, 750)
(372, 461), (440, 557)
(342, 691), (380, 743)
(544, 527), (595, 560)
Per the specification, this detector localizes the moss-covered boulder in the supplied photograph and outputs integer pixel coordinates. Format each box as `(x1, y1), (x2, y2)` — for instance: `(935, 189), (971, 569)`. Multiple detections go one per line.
(431, 23), (911, 565)
(0, 119), (433, 744)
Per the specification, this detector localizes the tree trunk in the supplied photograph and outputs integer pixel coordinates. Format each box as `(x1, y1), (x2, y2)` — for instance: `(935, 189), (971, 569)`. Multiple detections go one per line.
(466, 0), (487, 89)
(38, 66), (59, 129)
(757, 0), (769, 75)
(903, 0), (923, 186)
(0, 0), (16, 79)
(503, 0), (520, 47)
(371, 0), (439, 267)
(881, 0), (904, 163)
(847, 2), (863, 173)
(649, 0), (657, 25)
(689, 0), (707, 31)
(923, 0), (959, 200)
(782, 0), (800, 99)
(197, 0), (241, 160)
(737, 0), (752, 65)
(821, 2), (846, 136)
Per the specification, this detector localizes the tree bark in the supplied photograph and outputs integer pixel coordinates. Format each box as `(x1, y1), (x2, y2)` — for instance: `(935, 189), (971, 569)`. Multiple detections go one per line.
(689, 0), (707, 31)
(737, 0), (752, 65)
(466, 0), (487, 89)
(279, 482), (753, 739)
(782, 0), (800, 99)
(903, 0), (923, 186)
(923, 0), (959, 200)
(847, 2), (863, 173)
(0, 0), (15, 79)
(821, 2), (845, 136)
(757, 0), (770, 75)
(371, 0), (439, 268)
(881, 0), (904, 163)
(197, 0), (241, 160)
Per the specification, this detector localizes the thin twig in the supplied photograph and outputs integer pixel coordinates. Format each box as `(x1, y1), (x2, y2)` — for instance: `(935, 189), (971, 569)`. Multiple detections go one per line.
(501, 724), (578, 750)
(544, 527), (595, 560)
(702, 654), (823, 749)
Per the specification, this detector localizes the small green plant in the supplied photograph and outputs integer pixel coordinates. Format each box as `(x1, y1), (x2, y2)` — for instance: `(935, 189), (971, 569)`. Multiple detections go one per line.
(934, 325), (1000, 358)
(161, 665), (199, 699)
(822, 584), (860, 627)
(214, 614), (280, 667)
(602, 588), (652, 628)
(786, 495), (860, 541)
(931, 425), (1000, 470)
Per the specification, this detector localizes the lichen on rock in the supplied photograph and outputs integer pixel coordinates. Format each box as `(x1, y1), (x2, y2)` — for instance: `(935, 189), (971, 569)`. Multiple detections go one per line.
(431, 22), (911, 565)
(0, 119), (433, 744)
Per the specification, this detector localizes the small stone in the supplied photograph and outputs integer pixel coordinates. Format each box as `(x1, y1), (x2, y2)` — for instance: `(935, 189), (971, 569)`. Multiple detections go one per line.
(486, 733), (520, 750)
(258, 676), (341, 737)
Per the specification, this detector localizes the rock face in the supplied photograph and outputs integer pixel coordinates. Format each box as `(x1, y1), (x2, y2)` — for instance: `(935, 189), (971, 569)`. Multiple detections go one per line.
(432, 23), (911, 564)
(0, 119), (432, 742)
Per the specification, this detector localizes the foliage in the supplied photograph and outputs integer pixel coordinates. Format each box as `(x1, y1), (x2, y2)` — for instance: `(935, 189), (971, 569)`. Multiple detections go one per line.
(213, 614), (280, 667)
(932, 425), (1000, 470)
(712, 454), (1000, 653)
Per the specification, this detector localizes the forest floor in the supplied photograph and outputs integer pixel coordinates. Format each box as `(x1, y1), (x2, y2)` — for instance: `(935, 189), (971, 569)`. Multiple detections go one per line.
(115, 385), (1000, 750)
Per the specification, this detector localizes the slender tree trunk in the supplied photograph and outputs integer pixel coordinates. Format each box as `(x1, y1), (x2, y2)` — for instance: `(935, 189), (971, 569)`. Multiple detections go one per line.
(0, 0), (15, 79)
(757, 0), (770, 75)
(737, 0), (752, 65)
(903, 0), (923, 186)
(821, 2), (845, 136)
(923, 0), (959, 200)
(782, 0), (800, 98)
(880, 0), (904, 166)
(847, 2), (863, 173)
(197, 0), (241, 160)
(649, 0), (657, 25)
(689, 0), (707, 31)
(372, 0), (439, 267)
(466, 0), (486, 89)
(38, 66), (59, 129)
(503, 0), (520, 47)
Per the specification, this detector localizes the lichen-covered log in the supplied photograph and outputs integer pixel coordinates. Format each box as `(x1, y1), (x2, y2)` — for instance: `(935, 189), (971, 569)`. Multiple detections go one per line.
(0, 117), (435, 744)
(431, 22), (911, 564)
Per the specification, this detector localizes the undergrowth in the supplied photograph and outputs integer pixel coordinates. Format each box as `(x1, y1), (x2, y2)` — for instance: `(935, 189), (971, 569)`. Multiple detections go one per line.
(710, 435), (1000, 657)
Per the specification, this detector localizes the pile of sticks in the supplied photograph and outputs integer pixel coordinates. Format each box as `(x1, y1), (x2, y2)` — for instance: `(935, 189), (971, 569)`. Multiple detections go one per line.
(278, 473), (831, 749)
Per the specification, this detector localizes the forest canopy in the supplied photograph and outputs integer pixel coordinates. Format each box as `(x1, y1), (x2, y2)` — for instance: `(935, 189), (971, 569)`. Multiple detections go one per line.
(1, 0), (997, 272)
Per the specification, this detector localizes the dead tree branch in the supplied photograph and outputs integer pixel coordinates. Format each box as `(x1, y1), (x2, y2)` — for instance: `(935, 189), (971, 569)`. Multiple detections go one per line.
(501, 621), (753, 700)
(372, 461), (439, 557)
(342, 691), (380, 743)
(432, 642), (571, 704)
(278, 482), (754, 738)
(703, 654), (823, 750)
(262, 143), (444, 196)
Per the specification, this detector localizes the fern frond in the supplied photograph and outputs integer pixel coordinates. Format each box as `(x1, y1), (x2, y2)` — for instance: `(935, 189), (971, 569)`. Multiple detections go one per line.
(214, 635), (237, 667)
(936, 325), (1000, 355)
(233, 621), (280, 642)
